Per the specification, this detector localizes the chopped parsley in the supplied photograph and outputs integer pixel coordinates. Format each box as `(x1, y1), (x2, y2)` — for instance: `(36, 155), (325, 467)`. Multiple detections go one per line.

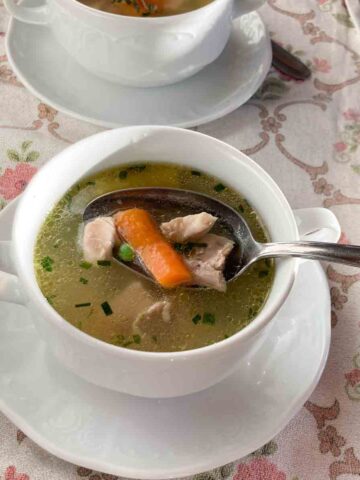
(101, 301), (113, 316)
(80, 261), (92, 269)
(214, 183), (226, 193)
(192, 314), (201, 325)
(133, 334), (141, 344)
(75, 302), (91, 308)
(174, 242), (207, 255)
(41, 256), (54, 272)
(46, 295), (56, 305)
(119, 170), (128, 179)
(203, 312), (216, 325)
(79, 277), (88, 284)
(97, 260), (111, 266)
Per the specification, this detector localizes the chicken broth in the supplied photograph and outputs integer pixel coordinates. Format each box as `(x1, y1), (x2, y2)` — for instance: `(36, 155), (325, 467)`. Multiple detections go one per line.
(77, 0), (213, 17)
(34, 163), (274, 352)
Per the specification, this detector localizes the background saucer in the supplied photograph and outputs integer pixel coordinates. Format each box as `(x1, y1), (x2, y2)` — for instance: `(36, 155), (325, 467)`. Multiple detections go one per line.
(6, 8), (271, 128)
(0, 199), (330, 479)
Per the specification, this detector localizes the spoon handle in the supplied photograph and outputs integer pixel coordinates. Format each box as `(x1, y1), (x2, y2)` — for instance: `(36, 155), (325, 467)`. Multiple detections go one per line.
(258, 241), (360, 267)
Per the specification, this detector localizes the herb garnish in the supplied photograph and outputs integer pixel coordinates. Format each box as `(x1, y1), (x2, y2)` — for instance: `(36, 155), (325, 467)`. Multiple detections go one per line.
(75, 302), (91, 308)
(41, 256), (54, 272)
(133, 334), (141, 344)
(258, 270), (269, 278)
(191, 170), (201, 176)
(80, 261), (92, 269)
(97, 260), (111, 267)
(203, 312), (216, 325)
(119, 170), (128, 179)
(174, 242), (207, 255)
(46, 295), (56, 305)
(101, 301), (113, 316)
(79, 277), (88, 284)
(192, 312), (216, 325)
(214, 183), (226, 193)
(128, 164), (146, 173)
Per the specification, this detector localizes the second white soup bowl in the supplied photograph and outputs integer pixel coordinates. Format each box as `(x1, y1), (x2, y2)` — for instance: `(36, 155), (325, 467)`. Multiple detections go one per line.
(4, 0), (266, 87)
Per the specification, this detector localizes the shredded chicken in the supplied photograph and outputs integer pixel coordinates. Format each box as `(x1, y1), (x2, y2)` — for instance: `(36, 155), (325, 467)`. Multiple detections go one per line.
(160, 212), (217, 243)
(82, 216), (117, 263)
(185, 234), (234, 292)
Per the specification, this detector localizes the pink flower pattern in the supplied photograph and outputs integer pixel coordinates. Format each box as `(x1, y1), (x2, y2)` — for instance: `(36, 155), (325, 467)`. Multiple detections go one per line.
(0, 163), (37, 200)
(312, 57), (332, 73)
(4, 466), (29, 480)
(234, 458), (286, 480)
(345, 369), (360, 387)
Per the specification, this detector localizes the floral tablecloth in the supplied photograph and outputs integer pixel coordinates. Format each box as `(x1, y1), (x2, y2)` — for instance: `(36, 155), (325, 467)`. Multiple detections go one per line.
(1, 0), (360, 479)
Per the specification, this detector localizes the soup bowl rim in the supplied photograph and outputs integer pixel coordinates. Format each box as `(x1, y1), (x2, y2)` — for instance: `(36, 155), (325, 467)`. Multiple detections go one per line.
(13, 126), (298, 361)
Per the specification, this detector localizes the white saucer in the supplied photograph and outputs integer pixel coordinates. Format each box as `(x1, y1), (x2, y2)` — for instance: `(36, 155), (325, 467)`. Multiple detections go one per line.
(6, 7), (271, 128)
(0, 199), (330, 479)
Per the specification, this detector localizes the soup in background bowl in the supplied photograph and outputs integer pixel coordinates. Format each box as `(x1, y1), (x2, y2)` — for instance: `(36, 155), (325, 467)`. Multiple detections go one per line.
(34, 163), (274, 353)
(78, 0), (213, 16)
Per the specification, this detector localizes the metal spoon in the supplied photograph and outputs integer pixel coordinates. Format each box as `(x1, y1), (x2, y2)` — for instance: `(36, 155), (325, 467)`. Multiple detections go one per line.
(84, 187), (360, 284)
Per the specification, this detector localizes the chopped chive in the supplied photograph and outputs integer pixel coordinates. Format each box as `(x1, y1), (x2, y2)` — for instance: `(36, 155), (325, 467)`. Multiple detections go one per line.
(174, 242), (208, 255)
(119, 170), (128, 179)
(192, 314), (201, 325)
(101, 301), (113, 316)
(258, 270), (269, 278)
(203, 312), (216, 325)
(41, 256), (54, 272)
(151, 335), (158, 342)
(191, 170), (201, 176)
(97, 260), (111, 266)
(133, 334), (141, 344)
(75, 302), (91, 308)
(128, 164), (146, 173)
(80, 261), (92, 269)
(118, 243), (135, 262)
(214, 183), (226, 193)
(79, 277), (88, 284)
(46, 295), (56, 305)
(113, 334), (125, 346)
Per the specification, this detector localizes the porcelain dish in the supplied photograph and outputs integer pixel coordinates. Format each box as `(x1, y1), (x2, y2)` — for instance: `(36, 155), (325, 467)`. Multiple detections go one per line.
(0, 126), (340, 397)
(0, 197), (331, 478)
(6, 9), (272, 127)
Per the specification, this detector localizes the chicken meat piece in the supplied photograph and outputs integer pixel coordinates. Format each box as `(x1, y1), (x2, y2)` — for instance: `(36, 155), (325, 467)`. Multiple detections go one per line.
(160, 212), (217, 243)
(185, 234), (235, 292)
(82, 216), (117, 263)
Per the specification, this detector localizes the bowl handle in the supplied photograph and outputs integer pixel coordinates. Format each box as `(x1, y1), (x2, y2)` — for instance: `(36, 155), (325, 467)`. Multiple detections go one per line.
(0, 241), (26, 305)
(232, 0), (266, 19)
(294, 208), (341, 243)
(3, 0), (49, 24)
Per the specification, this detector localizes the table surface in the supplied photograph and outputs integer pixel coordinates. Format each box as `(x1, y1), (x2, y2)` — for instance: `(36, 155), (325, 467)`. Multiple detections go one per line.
(1, 1), (360, 479)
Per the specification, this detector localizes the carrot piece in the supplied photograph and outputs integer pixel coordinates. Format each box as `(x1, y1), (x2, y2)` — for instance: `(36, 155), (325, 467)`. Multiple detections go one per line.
(114, 208), (192, 288)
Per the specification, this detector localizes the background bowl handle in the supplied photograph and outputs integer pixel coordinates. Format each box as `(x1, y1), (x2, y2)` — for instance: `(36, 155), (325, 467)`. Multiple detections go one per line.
(294, 208), (341, 243)
(232, 0), (266, 19)
(3, 0), (49, 24)
(0, 241), (26, 305)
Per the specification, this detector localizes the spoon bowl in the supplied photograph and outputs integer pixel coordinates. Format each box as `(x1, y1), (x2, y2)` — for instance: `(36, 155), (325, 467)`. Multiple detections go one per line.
(84, 187), (360, 285)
